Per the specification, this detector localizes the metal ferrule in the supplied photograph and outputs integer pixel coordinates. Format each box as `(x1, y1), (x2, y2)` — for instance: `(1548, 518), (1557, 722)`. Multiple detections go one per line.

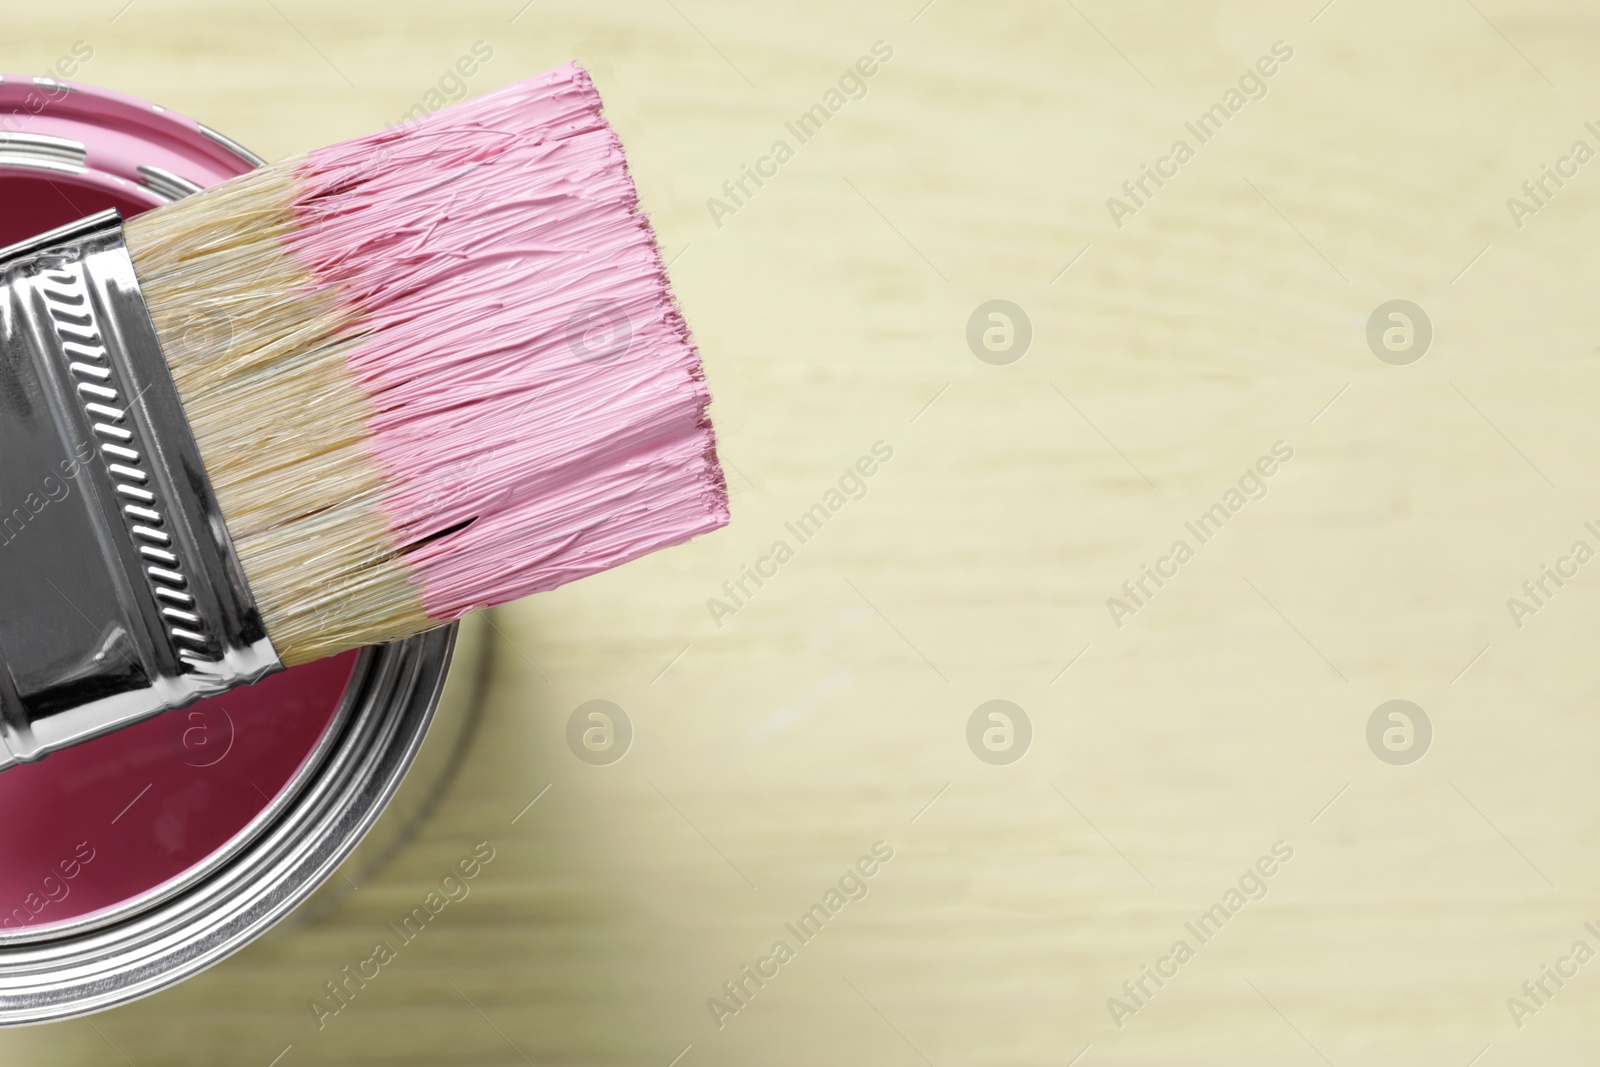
(0, 209), (280, 770)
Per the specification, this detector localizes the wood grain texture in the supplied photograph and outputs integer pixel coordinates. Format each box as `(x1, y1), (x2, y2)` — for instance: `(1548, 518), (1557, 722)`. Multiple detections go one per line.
(6, 0), (1600, 1063)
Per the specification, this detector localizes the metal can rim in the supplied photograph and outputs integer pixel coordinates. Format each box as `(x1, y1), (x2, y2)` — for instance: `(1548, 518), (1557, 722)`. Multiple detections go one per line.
(0, 629), (456, 1025)
(0, 77), (464, 1023)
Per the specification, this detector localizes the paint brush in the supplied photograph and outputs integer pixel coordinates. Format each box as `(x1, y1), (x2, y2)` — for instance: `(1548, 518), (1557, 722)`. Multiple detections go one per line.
(0, 63), (727, 766)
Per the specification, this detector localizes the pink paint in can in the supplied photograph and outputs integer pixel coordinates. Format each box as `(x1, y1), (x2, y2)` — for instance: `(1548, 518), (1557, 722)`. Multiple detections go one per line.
(0, 76), (484, 1024)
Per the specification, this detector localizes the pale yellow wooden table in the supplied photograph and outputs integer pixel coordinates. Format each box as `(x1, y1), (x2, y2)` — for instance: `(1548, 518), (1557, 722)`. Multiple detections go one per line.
(7, 0), (1600, 1063)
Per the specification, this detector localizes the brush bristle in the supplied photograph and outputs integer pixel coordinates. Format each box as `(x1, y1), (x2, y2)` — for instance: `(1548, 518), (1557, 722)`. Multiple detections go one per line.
(123, 64), (728, 666)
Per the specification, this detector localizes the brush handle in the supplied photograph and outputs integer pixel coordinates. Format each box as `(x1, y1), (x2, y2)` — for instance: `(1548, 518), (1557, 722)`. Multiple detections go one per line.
(0, 210), (280, 770)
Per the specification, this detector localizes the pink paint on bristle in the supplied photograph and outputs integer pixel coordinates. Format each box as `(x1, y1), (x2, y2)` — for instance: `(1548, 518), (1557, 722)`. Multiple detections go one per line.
(284, 63), (728, 620)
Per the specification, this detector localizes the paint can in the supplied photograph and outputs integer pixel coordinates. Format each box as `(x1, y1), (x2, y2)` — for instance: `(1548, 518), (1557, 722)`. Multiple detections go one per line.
(0, 75), (488, 1024)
